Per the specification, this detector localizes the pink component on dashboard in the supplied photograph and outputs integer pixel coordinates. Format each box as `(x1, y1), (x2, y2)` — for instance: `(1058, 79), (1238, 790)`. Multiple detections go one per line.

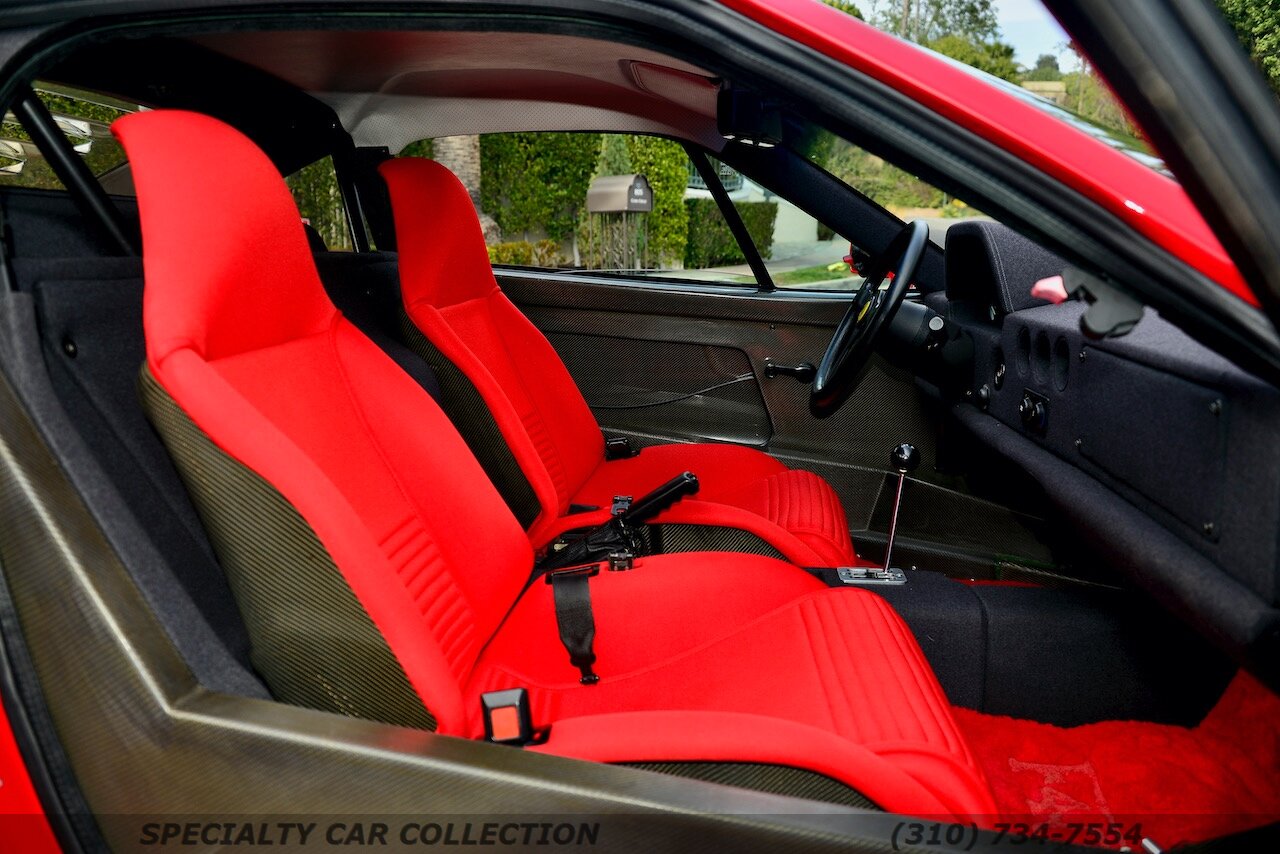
(1032, 275), (1070, 304)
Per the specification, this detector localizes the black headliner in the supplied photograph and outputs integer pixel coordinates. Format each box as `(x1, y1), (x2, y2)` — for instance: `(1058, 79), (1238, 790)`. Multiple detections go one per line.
(46, 36), (347, 174)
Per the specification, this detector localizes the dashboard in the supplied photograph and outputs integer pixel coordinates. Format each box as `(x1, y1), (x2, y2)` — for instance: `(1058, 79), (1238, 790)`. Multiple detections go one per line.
(912, 220), (1280, 678)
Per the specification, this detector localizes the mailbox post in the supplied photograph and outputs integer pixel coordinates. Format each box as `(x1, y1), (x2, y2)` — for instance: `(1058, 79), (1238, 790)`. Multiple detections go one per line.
(583, 174), (653, 270)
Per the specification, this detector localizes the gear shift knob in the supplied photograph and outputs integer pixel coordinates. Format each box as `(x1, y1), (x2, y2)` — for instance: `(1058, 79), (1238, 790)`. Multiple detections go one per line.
(882, 443), (918, 572)
(890, 443), (920, 474)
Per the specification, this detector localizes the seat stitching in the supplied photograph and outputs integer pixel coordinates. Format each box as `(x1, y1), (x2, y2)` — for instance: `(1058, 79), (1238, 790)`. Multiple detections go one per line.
(379, 514), (416, 549)
(328, 319), (480, 674)
(857, 594), (913, 743)
(888, 601), (957, 750)
(798, 599), (841, 734)
(875, 596), (948, 747)
(809, 596), (857, 739)
(881, 600), (963, 754)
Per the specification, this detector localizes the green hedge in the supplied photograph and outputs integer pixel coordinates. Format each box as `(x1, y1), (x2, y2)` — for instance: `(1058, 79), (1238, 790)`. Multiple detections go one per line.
(486, 239), (563, 267)
(683, 198), (777, 268)
(400, 138), (434, 160)
(479, 133), (600, 241)
(621, 137), (689, 267)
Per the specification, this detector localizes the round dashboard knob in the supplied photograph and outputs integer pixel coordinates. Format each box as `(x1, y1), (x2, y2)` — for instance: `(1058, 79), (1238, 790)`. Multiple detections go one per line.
(1019, 393), (1047, 433)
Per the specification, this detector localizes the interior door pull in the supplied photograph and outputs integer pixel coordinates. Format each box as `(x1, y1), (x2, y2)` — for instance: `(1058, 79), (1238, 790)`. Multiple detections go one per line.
(764, 361), (816, 383)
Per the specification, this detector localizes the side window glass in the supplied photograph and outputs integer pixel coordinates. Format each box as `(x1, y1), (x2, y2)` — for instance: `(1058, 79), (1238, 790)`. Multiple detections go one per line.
(1, 83), (136, 192)
(801, 128), (990, 236)
(285, 156), (353, 251)
(397, 132), (793, 289)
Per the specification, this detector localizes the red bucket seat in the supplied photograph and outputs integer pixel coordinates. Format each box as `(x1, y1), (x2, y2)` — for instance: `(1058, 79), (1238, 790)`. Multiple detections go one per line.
(379, 157), (858, 568)
(119, 109), (994, 820)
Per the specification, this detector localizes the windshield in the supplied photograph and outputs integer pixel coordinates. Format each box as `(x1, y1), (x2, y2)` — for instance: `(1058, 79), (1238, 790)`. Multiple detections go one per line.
(933, 50), (1170, 176)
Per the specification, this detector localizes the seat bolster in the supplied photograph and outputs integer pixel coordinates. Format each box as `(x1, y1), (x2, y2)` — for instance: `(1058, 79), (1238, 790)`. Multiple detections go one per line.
(473, 584), (994, 818)
(152, 347), (471, 732)
(572, 444), (859, 564)
(487, 293), (605, 499)
(531, 711), (995, 820)
(727, 470), (858, 567)
(406, 302), (561, 532)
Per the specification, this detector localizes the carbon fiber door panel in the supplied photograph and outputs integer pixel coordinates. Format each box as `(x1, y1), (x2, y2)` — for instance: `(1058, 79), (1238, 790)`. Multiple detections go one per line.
(544, 332), (771, 446)
(501, 271), (941, 481)
(500, 271), (1067, 581)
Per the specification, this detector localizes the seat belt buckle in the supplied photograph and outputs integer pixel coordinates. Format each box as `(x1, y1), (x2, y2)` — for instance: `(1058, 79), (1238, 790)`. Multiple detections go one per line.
(543, 562), (601, 584)
(481, 688), (541, 746)
(610, 495), (633, 516)
(604, 436), (638, 460)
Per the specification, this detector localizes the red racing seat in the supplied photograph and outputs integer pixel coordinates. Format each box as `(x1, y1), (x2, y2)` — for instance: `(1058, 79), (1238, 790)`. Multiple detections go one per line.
(118, 109), (994, 820)
(379, 157), (858, 568)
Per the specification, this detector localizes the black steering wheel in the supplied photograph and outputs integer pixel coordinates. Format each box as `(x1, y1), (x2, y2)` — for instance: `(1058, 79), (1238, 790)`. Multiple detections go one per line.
(810, 221), (930, 418)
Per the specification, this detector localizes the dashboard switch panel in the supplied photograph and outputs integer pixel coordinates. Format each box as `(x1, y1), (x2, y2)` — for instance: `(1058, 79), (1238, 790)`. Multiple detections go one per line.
(1019, 389), (1049, 436)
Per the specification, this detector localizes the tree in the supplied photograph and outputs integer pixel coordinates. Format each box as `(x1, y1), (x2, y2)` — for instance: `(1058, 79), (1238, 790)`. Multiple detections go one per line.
(1214, 0), (1280, 97)
(433, 135), (501, 242)
(287, 157), (351, 250)
(870, 0), (1000, 44)
(821, 0), (865, 19)
(864, 0), (1016, 82)
(478, 132), (601, 242)
(595, 134), (632, 176)
(1061, 45), (1143, 141)
(928, 33), (1018, 81)
(1023, 53), (1063, 82)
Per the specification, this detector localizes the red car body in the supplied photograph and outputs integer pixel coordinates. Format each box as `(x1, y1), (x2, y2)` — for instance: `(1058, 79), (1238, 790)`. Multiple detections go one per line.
(725, 0), (1255, 304)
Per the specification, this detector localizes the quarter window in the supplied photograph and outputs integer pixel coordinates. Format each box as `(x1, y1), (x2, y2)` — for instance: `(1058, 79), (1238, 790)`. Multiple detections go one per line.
(0, 82), (137, 193)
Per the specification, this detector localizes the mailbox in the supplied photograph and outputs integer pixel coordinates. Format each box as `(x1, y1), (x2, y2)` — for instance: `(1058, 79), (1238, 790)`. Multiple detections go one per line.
(586, 174), (653, 214)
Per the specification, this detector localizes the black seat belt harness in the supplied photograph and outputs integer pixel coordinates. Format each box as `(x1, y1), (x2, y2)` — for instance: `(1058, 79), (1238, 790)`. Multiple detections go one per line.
(546, 564), (601, 685)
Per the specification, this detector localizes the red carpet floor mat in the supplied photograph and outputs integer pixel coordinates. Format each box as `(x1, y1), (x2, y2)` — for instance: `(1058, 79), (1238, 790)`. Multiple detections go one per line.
(953, 672), (1280, 848)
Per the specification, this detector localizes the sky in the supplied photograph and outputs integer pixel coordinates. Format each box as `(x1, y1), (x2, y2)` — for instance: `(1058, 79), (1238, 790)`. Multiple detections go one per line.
(992, 0), (1074, 69)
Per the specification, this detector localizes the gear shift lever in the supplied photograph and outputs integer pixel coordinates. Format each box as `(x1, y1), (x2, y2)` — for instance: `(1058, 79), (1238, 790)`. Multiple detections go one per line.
(882, 443), (919, 572)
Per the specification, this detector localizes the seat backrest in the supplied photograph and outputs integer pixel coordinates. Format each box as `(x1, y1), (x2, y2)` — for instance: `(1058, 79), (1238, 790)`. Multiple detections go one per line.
(379, 158), (604, 530)
(117, 110), (534, 733)
(316, 251), (545, 531)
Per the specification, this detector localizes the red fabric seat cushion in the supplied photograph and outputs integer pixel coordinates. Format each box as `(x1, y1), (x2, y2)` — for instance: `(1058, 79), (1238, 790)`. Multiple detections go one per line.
(727, 469), (857, 566)
(472, 564), (995, 818)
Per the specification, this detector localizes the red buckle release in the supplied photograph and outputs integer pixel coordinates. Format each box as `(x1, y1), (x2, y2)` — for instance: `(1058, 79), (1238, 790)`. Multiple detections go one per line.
(481, 688), (536, 746)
